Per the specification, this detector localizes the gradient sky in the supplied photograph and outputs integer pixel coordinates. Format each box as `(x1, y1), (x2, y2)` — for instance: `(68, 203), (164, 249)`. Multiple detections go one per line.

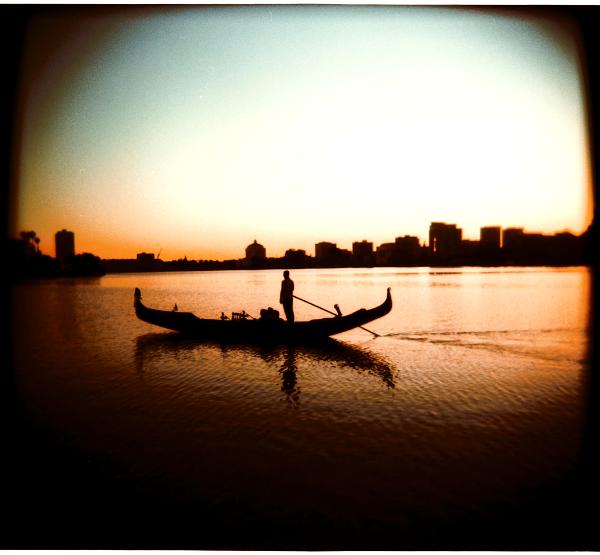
(12, 6), (594, 260)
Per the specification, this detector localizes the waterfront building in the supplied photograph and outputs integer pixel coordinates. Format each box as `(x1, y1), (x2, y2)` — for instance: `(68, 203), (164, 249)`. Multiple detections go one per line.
(136, 252), (160, 272)
(283, 249), (311, 268)
(315, 241), (351, 266)
(501, 228), (585, 264)
(376, 242), (395, 265)
(502, 228), (525, 252)
(315, 241), (337, 260)
(337, 248), (352, 265)
(429, 222), (462, 260)
(245, 240), (266, 261)
(245, 240), (266, 267)
(55, 229), (75, 264)
(284, 249), (310, 267)
(461, 239), (479, 259)
(395, 235), (423, 263)
(480, 226), (501, 249)
(102, 259), (138, 273)
(478, 226), (502, 260)
(550, 231), (585, 263)
(395, 235), (420, 252)
(352, 240), (375, 266)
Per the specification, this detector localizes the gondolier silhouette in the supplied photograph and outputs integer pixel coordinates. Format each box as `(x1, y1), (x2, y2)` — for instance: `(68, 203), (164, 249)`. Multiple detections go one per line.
(279, 270), (295, 323)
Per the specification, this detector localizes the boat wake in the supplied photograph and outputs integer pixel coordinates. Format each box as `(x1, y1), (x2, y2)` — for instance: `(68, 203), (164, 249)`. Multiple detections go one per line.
(383, 327), (588, 364)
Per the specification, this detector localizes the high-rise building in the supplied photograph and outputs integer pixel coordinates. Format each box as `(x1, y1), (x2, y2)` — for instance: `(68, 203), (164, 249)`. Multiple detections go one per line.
(55, 229), (75, 263)
(352, 240), (374, 266)
(315, 242), (337, 259)
(502, 228), (524, 251)
(315, 241), (351, 266)
(480, 226), (501, 249)
(284, 249), (309, 266)
(395, 235), (420, 255)
(376, 242), (395, 265)
(429, 222), (462, 259)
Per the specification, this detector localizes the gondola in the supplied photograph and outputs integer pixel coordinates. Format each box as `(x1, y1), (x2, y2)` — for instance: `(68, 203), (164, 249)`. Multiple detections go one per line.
(133, 287), (392, 341)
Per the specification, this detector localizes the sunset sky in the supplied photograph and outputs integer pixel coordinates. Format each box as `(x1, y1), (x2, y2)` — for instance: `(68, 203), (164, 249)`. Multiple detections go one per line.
(12, 6), (594, 260)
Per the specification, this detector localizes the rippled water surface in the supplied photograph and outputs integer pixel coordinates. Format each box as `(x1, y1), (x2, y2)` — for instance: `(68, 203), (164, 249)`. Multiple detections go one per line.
(11, 267), (592, 548)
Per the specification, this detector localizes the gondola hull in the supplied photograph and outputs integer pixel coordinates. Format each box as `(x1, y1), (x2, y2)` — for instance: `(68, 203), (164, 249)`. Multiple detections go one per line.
(134, 287), (392, 341)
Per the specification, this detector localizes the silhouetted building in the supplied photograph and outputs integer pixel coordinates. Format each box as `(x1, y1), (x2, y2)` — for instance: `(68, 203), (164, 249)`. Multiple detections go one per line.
(395, 235), (424, 264)
(395, 235), (420, 253)
(64, 253), (105, 276)
(461, 239), (479, 260)
(498, 227), (586, 265)
(550, 231), (584, 263)
(376, 242), (395, 265)
(55, 229), (75, 265)
(245, 240), (266, 267)
(315, 241), (351, 266)
(478, 226), (502, 261)
(352, 240), (375, 266)
(502, 228), (524, 252)
(315, 242), (338, 260)
(480, 226), (501, 249)
(102, 258), (138, 273)
(522, 233), (549, 261)
(136, 252), (160, 272)
(429, 222), (462, 260)
(245, 240), (266, 260)
(375, 236), (424, 266)
(284, 248), (310, 267)
(336, 248), (352, 266)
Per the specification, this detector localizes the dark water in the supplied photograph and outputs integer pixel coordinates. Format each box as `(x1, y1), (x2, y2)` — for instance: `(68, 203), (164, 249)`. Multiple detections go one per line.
(6, 267), (596, 549)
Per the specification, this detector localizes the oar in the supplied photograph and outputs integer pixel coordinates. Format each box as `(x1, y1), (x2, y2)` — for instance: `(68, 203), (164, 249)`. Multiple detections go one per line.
(293, 294), (380, 337)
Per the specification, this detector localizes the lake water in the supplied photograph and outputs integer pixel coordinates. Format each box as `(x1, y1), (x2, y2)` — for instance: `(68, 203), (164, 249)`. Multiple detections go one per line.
(9, 266), (594, 549)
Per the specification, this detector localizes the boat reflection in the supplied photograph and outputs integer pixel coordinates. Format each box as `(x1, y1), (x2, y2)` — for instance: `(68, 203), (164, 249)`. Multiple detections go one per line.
(280, 346), (300, 406)
(134, 333), (396, 400)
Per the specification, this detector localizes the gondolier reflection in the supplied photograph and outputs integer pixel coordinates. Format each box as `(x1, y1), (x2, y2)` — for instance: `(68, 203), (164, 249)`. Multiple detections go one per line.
(279, 270), (295, 323)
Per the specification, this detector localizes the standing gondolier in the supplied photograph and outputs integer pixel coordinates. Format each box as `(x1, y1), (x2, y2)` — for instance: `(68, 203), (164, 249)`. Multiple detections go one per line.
(279, 270), (295, 323)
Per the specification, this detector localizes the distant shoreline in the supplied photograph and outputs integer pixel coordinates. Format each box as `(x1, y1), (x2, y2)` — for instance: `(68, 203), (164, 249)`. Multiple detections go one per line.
(99, 260), (594, 275)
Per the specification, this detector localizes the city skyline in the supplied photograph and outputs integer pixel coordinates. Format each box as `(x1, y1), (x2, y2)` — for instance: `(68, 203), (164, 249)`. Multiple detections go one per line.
(12, 6), (593, 261)
(14, 218), (590, 262)
(10, 218), (588, 281)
